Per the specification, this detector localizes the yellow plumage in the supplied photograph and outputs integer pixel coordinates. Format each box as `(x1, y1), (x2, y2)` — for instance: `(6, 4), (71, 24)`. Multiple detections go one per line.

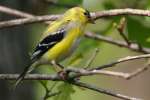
(15, 7), (94, 87)
(43, 23), (84, 61)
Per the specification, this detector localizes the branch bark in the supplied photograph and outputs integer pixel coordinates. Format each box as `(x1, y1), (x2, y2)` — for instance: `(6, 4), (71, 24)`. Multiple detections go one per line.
(92, 8), (150, 20)
(0, 15), (60, 28)
(1, 8), (150, 29)
(0, 54), (149, 80)
(72, 81), (141, 100)
(0, 5), (34, 18)
(0, 72), (142, 100)
(85, 32), (150, 54)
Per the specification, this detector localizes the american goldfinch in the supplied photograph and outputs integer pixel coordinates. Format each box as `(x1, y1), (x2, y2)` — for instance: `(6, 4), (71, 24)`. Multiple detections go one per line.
(15, 7), (94, 87)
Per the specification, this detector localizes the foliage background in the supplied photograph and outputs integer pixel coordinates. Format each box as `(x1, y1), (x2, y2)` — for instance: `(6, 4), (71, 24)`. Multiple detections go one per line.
(0, 0), (150, 100)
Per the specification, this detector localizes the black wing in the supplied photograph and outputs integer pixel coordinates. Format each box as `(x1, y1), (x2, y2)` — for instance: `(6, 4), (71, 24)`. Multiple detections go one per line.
(31, 29), (65, 62)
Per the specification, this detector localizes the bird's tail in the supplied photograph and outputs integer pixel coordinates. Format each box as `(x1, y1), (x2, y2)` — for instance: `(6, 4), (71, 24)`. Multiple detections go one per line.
(14, 59), (38, 89)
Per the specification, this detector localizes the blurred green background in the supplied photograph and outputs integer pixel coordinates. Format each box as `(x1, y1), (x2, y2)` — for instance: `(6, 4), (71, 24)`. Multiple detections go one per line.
(0, 0), (150, 100)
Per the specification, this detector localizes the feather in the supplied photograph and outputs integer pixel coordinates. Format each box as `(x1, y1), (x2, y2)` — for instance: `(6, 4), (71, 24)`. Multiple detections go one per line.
(31, 29), (65, 62)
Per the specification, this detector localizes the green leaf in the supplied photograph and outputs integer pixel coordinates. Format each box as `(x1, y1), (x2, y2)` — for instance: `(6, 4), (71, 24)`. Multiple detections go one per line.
(127, 17), (150, 47)
(77, 37), (99, 53)
(54, 82), (75, 100)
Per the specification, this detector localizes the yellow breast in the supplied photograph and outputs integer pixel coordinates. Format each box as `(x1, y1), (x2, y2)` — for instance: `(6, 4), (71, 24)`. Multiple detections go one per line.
(42, 27), (83, 62)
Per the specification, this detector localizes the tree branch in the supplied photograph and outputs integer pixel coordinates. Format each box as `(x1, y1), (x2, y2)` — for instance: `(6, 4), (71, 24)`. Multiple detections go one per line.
(92, 8), (150, 20)
(84, 48), (99, 69)
(85, 32), (150, 54)
(0, 74), (61, 80)
(92, 54), (150, 70)
(0, 15), (60, 28)
(72, 81), (141, 100)
(1, 8), (150, 29)
(0, 5), (34, 18)
(0, 73), (141, 100)
(0, 5), (51, 25)
(0, 65), (149, 81)
(0, 54), (149, 80)
(116, 17), (131, 45)
(0, 72), (142, 100)
(68, 63), (150, 79)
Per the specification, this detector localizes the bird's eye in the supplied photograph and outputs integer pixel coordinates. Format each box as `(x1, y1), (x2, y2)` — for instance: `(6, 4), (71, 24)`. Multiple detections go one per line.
(84, 12), (88, 15)
(84, 10), (90, 18)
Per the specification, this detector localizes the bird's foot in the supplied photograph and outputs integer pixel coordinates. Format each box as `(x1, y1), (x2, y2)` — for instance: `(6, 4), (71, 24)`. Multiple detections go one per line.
(58, 70), (68, 80)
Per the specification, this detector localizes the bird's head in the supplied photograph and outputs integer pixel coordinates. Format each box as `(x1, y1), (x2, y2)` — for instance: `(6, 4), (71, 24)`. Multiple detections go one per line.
(63, 7), (95, 24)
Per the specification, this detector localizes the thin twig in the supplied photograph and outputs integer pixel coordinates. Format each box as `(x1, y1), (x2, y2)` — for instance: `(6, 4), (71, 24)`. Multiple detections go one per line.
(68, 64), (150, 79)
(0, 15), (60, 29)
(0, 54), (149, 82)
(92, 8), (150, 20)
(124, 63), (150, 79)
(0, 5), (50, 25)
(49, 81), (58, 90)
(40, 81), (58, 100)
(85, 32), (150, 54)
(116, 17), (131, 45)
(72, 81), (141, 100)
(0, 5), (34, 18)
(39, 81), (49, 92)
(0, 60), (149, 81)
(0, 54), (149, 80)
(92, 54), (150, 70)
(84, 48), (99, 69)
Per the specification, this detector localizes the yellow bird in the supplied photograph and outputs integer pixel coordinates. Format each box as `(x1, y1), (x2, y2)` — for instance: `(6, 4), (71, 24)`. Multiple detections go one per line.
(15, 7), (94, 87)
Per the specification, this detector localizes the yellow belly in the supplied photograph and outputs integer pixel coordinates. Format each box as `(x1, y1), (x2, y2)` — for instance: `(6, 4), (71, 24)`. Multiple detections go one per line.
(42, 29), (82, 62)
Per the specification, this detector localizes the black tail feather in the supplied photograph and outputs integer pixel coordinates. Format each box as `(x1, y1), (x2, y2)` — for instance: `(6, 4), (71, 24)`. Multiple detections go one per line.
(14, 58), (37, 89)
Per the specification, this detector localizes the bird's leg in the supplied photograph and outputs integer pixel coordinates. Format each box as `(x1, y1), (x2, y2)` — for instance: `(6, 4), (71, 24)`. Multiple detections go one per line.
(51, 60), (64, 71)
(51, 60), (68, 80)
